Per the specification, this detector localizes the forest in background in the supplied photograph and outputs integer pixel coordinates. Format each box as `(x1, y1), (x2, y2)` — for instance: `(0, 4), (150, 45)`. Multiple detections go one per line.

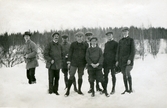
(0, 26), (167, 67)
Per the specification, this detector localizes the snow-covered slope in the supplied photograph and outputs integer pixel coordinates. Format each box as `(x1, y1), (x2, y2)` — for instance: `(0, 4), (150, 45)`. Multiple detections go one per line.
(0, 54), (167, 108)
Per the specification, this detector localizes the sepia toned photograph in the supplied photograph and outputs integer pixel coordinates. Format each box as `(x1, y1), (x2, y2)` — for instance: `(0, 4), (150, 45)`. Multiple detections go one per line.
(0, 0), (167, 108)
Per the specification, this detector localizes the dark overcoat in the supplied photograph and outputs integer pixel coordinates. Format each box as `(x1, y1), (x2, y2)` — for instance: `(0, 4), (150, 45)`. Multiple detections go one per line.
(44, 41), (63, 70)
(116, 36), (135, 69)
(103, 40), (118, 69)
(68, 41), (88, 67)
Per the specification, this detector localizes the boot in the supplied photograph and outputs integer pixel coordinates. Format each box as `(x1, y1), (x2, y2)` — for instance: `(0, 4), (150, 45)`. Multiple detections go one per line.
(88, 82), (92, 93)
(110, 87), (115, 95)
(54, 91), (60, 95)
(96, 81), (102, 92)
(90, 82), (95, 97)
(128, 77), (133, 93)
(78, 79), (84, 95)
(101, 82), (110, 97)
(121, 76), (128, 95)
(111, 76), (116, 95)
(64, 80), (73, 97)
(73, 77), (78, 92)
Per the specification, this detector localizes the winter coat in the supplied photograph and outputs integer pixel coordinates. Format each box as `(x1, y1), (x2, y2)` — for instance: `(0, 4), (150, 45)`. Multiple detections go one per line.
(68, 41), (88, 67)
(86, 46), (103, 70)
(61, 42), (70, 69)
(44, 41), (63, 70)
(103, 40), (118, 69)
(23, 40), (39, 70)
(116, 36), (135, 69)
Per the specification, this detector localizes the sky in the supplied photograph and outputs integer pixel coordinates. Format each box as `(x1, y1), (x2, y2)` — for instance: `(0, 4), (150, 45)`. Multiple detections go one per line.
(0, 0), (167, 34)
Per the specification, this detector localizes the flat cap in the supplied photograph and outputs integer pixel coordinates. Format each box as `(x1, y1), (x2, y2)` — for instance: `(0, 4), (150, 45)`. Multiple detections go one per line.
(52, 32), (60, 37)
(85, 32), (93, 36)
(62, 35), (68, 39)
(23, 31), (31, 37)
(105, 31), (113, 35)
(90, 37), (98, 41)
(75, 31), (84, 37)
(122, 27), (129, 31)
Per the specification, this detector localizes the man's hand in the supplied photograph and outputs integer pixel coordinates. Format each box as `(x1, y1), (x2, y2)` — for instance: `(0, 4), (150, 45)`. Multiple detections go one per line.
(67, 61), (71, 70)
(51, 60), (54, 64)
(127, 60), (131, 65)
(91, 63), (96, 68)
(94, 63), (99, 68)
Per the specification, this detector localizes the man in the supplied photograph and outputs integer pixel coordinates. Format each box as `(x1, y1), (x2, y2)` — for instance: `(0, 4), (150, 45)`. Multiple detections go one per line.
(85, 32), (102, 93)
(103, 31), (118, 95)
(61, 34), (77, 92)
(86, 37), (109, 97)
(116, 27), (135, 94)
(44, 32), (63, 95)
(64, 31), (88, 97)
(20, 31), (39, 84)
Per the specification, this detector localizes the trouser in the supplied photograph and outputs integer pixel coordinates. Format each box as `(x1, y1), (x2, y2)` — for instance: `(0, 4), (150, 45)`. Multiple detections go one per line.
(89, 69), (107, 93)
(62, 68), (77, 89)
(62, 68), (68, 87)
(67, 66), (84, 92)
(48, 69), (60, 93)
(88, 70), (101, 90)
(26, 68), (36, 84)
(122, 66), (133, 91)
(104, 68), (116, 91)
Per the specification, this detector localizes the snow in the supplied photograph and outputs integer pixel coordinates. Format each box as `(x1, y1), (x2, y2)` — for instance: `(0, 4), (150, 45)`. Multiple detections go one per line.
(0, 54), (167, 108)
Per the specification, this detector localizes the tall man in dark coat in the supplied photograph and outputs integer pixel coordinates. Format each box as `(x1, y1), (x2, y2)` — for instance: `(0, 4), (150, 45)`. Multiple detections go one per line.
(61, 35), (77, 92)
(64, 31), (88, 97)
(103, 31), (118, 94)
(116, 27), (135, 94)
(44, 32), (63, 95)
(85, 32), (102, 93)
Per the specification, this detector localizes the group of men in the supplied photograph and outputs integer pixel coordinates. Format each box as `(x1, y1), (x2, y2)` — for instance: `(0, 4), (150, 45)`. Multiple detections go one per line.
(19, 27), (135, 97)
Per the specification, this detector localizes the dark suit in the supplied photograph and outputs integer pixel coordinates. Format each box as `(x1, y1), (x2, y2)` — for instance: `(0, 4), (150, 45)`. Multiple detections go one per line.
(116, 37), (135, 69)
(116, 36), (135, 93)
(67, 41), (88, 94)
(103, 40), (118, 92)
(44, 41), (63, 93)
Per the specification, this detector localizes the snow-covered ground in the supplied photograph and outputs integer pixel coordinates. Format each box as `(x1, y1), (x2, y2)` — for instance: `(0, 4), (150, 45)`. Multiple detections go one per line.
(0, 54), (167, 108)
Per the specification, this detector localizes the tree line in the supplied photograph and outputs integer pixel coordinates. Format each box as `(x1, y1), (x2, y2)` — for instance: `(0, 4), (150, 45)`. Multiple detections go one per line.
(0, 26), (167, 67)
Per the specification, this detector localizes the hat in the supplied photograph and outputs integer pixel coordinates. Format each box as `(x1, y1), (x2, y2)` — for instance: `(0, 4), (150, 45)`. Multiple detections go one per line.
(90, 37), (98, 41)
(75, 31), (84, 37)
(52, 32), (60, 37)
(105, 31), (113, 35)
(23, 31), (31, 37)
(85, 32), (93, 36)
(62, 35), (68, 39)
(122, 27), (129, 32)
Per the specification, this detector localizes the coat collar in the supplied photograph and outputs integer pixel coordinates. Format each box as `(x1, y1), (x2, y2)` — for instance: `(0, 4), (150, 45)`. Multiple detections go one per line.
(52, 41), (59, 45)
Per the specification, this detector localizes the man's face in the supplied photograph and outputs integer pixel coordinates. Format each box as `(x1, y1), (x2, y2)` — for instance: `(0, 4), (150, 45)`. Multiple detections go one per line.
(106, 34), (113, 40)
(76, 35), (84, 43)
(122, 31), (129, 37)
(24, 35), (30, 42)
(52, 34), (59, 43)
(90, 39), (97, 46)
(62, 38), (68, 43)
(86, 35), (93, 42)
